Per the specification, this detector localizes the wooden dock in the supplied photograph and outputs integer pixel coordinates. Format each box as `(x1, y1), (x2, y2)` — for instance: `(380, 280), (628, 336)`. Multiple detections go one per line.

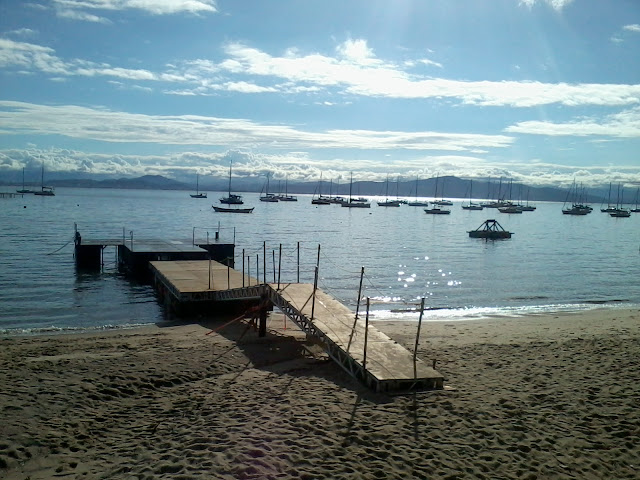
(74, 236), (234, 274)
(149, 259), (443, 392)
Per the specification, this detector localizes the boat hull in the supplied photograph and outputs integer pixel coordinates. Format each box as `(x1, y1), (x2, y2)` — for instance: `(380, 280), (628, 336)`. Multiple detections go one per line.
(212, 206), (254, 213)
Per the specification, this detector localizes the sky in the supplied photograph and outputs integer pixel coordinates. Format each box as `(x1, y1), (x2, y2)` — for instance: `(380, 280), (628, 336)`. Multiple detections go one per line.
(1, 0), (639, 188)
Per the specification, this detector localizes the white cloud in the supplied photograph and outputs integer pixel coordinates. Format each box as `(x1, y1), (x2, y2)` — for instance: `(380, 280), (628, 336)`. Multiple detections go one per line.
(3, 37), (640, 109)
(52, 0), (217, 19)
(56, 8), (111, 24)
(505, 106), (640, 137)
(519, 0), (574, 11)
(0, 101), (513, 153)
(7, 28), (37, 38)
(623, 24), (640, 33)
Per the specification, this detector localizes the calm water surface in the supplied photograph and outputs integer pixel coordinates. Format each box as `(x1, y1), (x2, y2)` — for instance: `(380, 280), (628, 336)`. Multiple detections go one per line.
(1, 187), (639, 334)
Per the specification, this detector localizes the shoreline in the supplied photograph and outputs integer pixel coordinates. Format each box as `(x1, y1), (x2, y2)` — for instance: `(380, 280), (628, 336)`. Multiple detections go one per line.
(3, 302), (638, 338)
(1, 307), (639, 479)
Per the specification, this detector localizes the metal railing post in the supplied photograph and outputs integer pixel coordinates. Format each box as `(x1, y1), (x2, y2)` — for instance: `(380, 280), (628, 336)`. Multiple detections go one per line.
(263, 241), (266, 285)
(242, 248), (245, 287)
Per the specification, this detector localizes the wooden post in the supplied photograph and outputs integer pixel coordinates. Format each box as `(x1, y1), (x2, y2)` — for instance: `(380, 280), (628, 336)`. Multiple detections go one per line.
(414, 297), (426, 378)
(256, 254), (259, 285)
(363, 297), (370, 371)
(129, 231), (133, 251)
(347, 267), (365, 353)
(242, 248), (245, 287)
(258, 291), (267, 338)
(247, 255), (251, 286)
(263, 241), (266, 284)
(272, 250), (276, 283)
(297, 241), (300, 283)
(192, 227), (195, 246)
(207, 232), (211, 289)
(277, 243), (282, 290)
(227, 258), (230, 289)
(311, 265), (319, 320)
(355, 266), (365, 320)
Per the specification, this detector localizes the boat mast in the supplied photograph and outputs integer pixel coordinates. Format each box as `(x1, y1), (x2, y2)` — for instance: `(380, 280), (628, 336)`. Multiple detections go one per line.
(349, 172), (353, 202)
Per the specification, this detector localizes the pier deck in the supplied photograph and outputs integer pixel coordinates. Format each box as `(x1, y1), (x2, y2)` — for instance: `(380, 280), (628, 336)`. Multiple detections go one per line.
(149, 260), (443, 392)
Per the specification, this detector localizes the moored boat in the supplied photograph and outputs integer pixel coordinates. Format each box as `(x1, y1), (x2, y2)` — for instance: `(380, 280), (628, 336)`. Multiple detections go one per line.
(219, 161), (245, 205)
(212, 205), (254, 213)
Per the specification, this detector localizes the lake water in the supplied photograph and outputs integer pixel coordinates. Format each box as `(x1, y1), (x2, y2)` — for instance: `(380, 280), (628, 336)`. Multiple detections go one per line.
(1, 187), (639, 335)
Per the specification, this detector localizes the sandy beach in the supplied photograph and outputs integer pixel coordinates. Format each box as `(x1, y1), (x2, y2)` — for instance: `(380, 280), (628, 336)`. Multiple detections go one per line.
(1, 308), (639, 479)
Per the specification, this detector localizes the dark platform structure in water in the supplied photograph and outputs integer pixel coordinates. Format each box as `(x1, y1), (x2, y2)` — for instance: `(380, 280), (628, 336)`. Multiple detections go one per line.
(468, 219), (512, 239)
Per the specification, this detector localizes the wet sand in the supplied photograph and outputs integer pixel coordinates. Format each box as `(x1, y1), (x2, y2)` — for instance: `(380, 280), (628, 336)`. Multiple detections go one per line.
(1, 308), (639, 479)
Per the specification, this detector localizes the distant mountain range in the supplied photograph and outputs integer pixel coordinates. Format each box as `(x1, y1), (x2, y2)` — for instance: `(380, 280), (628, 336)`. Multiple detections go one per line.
(0, 173), (616, 204)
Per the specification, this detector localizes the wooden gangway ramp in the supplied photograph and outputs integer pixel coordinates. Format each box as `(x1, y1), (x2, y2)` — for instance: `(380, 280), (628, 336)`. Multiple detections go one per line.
(270, 283), (443, 392)
(149, 260), (443, 392)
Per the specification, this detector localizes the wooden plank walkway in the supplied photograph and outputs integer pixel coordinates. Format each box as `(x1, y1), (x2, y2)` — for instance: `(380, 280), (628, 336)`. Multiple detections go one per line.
(149, 260), (443, 392)
(150, 260), (259, 302)
(270, 283), (443, 391)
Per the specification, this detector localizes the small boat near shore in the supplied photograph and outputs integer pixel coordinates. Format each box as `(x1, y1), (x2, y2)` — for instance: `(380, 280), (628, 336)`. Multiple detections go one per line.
(212, 205), (254, 213)
(468, 219), (512, 239)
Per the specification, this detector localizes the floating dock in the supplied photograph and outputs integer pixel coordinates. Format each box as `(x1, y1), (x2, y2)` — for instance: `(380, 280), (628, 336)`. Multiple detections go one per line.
(150, 259), (444, 392)
(74, 236), (234, 279)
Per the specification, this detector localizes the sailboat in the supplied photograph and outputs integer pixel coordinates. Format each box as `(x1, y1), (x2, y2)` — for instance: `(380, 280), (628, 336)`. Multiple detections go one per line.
(600, 182), (616, 213)
(329, 178), (347, 204)
(16, 167), (36, 194)
(630, 188), (640, 213)
(562, 180), (591, 215)
(377, 175), (401, 207)
(311, 173), (331, 205)
(341, 172), (371, 208)
(424, 176), (450, 214)
(277, 176), (297, 201)
(431, 176), (453, 205)
(190, 173), (207, 198)
(407, 176), (430, 206)
(33, 161), (55, 196)
(219, 161), (244, 205)
(519, 188), (536, 211)
(259, 174), (278, 202)
(461, 180), (483, 210)
(609, 184), (630, 218)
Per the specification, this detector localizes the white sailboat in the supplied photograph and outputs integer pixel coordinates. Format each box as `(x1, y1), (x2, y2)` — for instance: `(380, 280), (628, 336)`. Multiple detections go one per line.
(461, 180), (483, 210)
(33, 161), (55, 196)
(377, 175), (401, 207)
(219, 161), (244, 205)
(341, 172), (370, 208)
(190, 173), (207, 198)
(260, 173), (278, 202)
